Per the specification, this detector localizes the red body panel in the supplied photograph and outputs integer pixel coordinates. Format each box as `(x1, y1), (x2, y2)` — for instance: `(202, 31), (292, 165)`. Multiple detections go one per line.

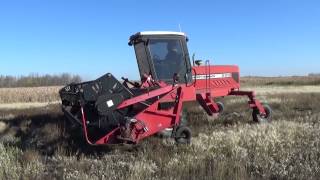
(78, 64), (266, 145)
(192, 65), (240, 97)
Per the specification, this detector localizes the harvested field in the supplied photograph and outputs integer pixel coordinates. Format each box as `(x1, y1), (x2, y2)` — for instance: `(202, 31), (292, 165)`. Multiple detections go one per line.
(241, 76), (320, 86)
(0, 86), (60, 104)
(0, 76), (319, 104)
(0, 77), (319, 179)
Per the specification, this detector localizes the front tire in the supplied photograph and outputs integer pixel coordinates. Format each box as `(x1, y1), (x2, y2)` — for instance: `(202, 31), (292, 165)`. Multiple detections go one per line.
(252, 104), (272, 123)
(157, 111), (188, 138)
(174, 126), (192, 144)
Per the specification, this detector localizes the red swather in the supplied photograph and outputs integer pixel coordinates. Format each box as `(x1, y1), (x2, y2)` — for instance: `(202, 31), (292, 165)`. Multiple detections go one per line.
(60, 31), (272, 145)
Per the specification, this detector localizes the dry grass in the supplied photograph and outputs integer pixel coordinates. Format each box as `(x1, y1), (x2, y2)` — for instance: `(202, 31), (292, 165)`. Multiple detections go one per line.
(0, 101), (60, 110)
(0, 86), (61, 104)
(242, 85), (320, 95)
(241, 76), (320, 86)
(0, 92), (319, 179)
(0, 76), (318, 104)
(0, 77), (319, 179)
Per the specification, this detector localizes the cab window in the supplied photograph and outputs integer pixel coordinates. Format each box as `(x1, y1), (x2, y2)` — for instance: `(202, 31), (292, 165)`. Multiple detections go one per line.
(148, 39), (186, 81)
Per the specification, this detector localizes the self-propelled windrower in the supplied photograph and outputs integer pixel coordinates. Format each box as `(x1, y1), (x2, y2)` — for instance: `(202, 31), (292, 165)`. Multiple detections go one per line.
(59, 31), (272, 145)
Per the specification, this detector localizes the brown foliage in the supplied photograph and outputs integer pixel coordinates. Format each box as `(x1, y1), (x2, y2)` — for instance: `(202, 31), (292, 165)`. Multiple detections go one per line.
(0, 86), (60, 103)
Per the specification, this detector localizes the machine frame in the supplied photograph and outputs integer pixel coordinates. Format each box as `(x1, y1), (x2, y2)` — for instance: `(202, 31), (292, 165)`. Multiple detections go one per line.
(60, 31), (272, 145)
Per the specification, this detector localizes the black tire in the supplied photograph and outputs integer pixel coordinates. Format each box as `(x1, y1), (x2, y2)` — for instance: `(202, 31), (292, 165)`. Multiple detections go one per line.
(216, 102), (224, 113)
(252, 104), (272, 123)
(157, 111), (188, 138)
(174, 126), (192, 144)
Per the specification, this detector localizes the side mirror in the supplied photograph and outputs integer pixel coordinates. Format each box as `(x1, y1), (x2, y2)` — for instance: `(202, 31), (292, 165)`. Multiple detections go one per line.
(195, 60), (203, 66)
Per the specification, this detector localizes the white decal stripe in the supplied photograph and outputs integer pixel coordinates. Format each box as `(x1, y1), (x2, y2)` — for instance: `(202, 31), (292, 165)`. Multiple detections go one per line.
(192, 73), (232, 80)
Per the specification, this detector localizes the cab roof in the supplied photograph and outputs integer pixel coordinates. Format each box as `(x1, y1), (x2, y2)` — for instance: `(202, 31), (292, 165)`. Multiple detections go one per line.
(137, 31), (186, 36)
(129, 31), (188, 46)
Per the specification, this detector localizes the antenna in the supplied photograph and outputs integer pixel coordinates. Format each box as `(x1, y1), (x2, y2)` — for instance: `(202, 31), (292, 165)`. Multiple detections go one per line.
(178, 24), (182, 32)
(192, 53), (195, 66)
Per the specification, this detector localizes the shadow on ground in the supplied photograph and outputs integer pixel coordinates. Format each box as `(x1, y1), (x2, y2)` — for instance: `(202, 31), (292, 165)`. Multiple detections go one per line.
(0, 105), (121, 157)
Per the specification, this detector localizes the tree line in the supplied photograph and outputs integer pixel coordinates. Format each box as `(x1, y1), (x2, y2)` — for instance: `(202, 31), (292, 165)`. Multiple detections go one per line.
(0, 73), (82, 88)
(308, 73), (320, 77)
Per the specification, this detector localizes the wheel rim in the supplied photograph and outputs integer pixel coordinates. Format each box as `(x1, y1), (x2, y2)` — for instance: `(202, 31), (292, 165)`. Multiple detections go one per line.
(254, 104), (272, 123)
(175, 127), (191, 144)
(261, 105), (271, 119)
(177, 131), (188, 139)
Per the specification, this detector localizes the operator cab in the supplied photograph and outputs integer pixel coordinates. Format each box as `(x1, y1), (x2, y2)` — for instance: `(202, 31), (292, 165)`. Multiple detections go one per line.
(129, 31), (193, 84)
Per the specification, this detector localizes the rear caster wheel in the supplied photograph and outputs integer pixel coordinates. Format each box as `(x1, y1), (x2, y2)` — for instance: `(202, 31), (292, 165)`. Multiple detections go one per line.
(252, 103), (272, 123)
(174, 126), (192, 144)
(216, 102), (224, 113)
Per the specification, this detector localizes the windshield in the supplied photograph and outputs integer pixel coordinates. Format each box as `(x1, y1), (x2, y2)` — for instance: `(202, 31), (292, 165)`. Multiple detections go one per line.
(148, 39), (186, 81)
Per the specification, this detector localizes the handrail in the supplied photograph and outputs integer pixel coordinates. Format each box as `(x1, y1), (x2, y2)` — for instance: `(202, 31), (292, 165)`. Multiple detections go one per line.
(205, 60), (211, 93)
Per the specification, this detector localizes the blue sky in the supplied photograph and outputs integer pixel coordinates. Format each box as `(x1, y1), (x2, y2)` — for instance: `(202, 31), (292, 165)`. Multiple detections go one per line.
(0, 0), (319, 80)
